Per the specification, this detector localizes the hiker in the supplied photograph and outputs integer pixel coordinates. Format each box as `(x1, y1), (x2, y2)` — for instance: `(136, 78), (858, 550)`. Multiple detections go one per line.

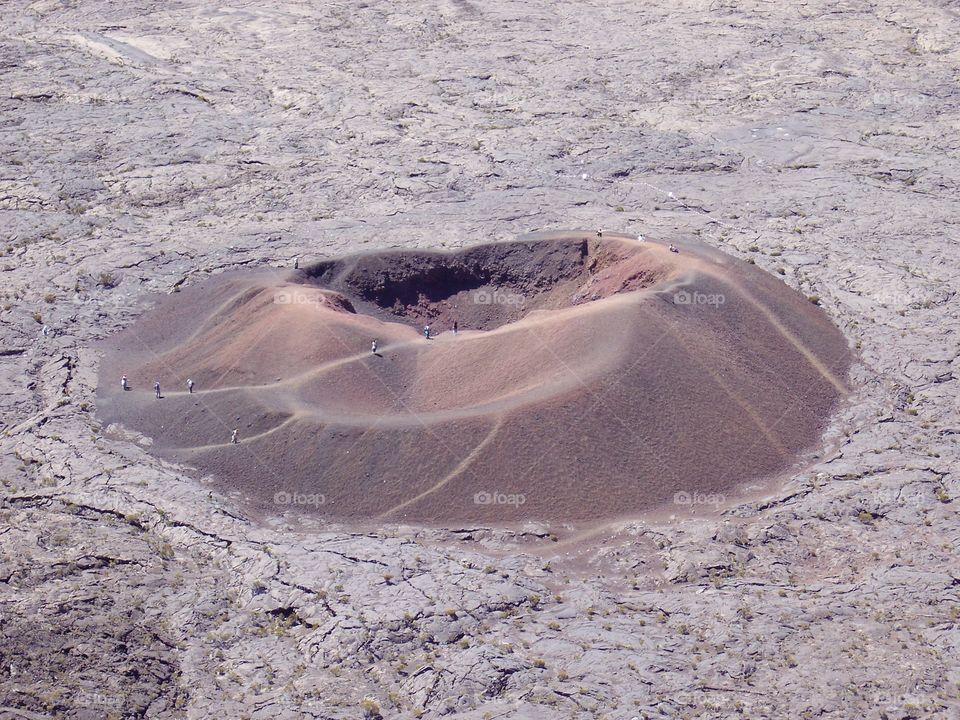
(154, 380), (161, 399)
(669, 244), (679, 254)
(41, 325), (49, 337)
(453, 320), (458, 335)
(423, 324), (431, 339)
(187, 378), (194, 394)
(231, 428), (239, 444)
(121, 375), (128, 391)
(371, 339), (377, 354)
(597, 228), (603, 237)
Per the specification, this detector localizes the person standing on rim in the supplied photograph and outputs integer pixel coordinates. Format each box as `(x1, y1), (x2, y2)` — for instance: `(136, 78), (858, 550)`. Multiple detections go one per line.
(187, 378), (194, 394)
(154, 380), (161, 399)
(121, 375), (128, 391)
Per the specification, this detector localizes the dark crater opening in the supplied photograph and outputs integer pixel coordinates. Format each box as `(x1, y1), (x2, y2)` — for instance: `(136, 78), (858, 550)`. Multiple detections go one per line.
(297, 236), (661, 331)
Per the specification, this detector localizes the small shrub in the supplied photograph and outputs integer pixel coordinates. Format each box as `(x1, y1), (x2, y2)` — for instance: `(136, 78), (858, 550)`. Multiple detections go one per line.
(359, 697), (381, 719)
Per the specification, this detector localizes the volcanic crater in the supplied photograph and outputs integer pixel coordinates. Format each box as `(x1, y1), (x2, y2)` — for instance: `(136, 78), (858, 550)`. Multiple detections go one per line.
(96, 231), (853, 524)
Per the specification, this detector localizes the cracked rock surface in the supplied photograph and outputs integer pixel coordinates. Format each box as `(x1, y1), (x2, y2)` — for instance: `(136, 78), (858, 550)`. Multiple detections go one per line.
(1, 0), (958, 718)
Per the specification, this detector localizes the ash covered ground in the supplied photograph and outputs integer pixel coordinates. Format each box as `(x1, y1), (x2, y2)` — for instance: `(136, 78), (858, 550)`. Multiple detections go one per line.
(0, 1), (958, 718)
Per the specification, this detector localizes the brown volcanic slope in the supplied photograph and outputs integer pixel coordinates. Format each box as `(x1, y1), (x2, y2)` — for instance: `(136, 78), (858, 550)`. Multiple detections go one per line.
(96, 232), (853, 524)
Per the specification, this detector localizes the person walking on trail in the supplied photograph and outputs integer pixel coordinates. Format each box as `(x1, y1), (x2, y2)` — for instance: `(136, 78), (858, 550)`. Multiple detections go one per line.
(187, 378), (194, 394)
(121, 375), (128, 391)
(453, 320), (458, 335)
(371, 339), (378, 354)
(424, 324), (431, 340)
(154, 380), (161, 399)
(231, 428), (239, 444)
(597, 228), (603, 237)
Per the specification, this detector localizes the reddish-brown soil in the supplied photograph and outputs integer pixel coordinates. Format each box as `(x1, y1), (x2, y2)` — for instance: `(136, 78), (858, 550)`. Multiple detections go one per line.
(96, 231), (853, 524)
